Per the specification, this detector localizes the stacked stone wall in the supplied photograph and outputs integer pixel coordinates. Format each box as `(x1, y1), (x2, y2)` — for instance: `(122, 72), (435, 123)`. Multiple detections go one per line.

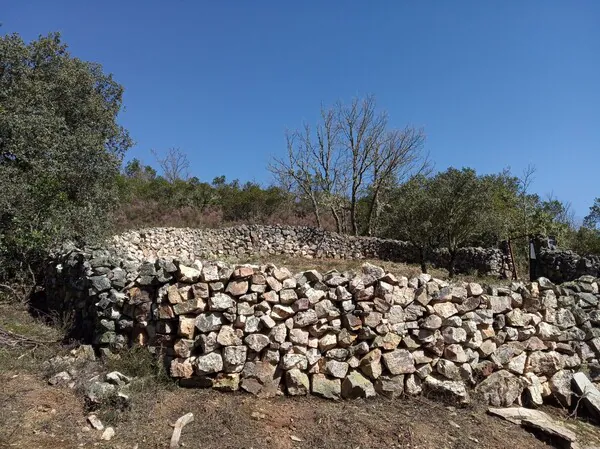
(45, 245), (600, 405)
(536, 248), (600, 284)
(108, 225), (506, 277)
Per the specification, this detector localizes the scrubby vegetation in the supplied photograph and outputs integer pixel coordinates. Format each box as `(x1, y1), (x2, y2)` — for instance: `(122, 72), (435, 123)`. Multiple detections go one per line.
(1, 32), (599, 286)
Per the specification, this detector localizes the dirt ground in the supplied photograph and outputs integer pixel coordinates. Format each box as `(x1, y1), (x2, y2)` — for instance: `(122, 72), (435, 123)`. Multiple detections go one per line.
(3, 369), (598, 449)
(1, 294), (599, 449)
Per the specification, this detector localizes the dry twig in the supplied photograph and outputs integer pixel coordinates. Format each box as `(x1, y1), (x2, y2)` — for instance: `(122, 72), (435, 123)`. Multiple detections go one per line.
(170, 412), (194, 449)
(0, 326), (61, 348)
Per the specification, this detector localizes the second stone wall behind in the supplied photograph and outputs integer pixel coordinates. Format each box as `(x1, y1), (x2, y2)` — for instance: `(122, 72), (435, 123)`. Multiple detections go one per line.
(108, 225), (507, 277)
(536, 248), (600, 284)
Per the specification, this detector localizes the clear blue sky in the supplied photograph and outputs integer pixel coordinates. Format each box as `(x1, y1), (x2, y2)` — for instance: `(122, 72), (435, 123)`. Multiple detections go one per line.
(4, 1), (599, 219)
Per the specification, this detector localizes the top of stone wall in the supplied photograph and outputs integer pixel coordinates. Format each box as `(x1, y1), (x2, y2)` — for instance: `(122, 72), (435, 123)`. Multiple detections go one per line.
(108, 225), (394, 261)
(97, 225), (505, 277)
(536, 247), (600, 283)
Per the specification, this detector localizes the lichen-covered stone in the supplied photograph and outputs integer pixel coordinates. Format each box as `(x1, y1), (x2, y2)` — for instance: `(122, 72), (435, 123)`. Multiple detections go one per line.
(382, 349), (415, 375)
(244, 333), (270, 352)
(311, 374), (341, 400)
(341, 371), (376, 399)
(223, 346), (247, 373)
(286, 369), (309, 395)
(195, 352), (223, 375)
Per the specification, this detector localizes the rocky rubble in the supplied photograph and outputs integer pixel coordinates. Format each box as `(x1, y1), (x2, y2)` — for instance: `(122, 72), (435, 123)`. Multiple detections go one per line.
(44, 343), (134, 410)
(44, 241), (600, 406)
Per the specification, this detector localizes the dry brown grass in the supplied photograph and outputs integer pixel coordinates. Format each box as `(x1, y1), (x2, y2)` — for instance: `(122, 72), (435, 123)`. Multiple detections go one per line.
(0, 301), (66, 375)
(113, 201), (332, 233)
(0, 369), (567, 449)
(224, 254), (512, 286)
(0, 373), (89, 449)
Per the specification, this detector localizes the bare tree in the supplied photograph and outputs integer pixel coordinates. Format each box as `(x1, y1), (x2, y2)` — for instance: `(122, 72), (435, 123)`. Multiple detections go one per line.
(514, 164), (537, 237)
(362, 126), (428, 236)
(337, 96), (387, 235)
(269, 131), (324, 228)
(313, 107), (347, 232)
(269, 106), (346, 231)
(337, 96), (428, 236)
(152, 147), (190, 183)
(544, 192), (576, 229)
(269, 96), (427, 236)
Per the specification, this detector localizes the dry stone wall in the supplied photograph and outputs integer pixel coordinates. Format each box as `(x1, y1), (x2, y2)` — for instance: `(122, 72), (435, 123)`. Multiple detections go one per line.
(108, 225), (506, 277)
(536, 248), (600, 284)
(45, 244), (600, 406)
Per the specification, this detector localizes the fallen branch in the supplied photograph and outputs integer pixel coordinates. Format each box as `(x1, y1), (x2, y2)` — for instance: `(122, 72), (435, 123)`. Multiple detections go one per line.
(569, 392), (586, 420)
(0, 326), (62, 347)
(17, 346), (38, 360)
(170, 412), (194, 449)
(0, 284), (21, 302)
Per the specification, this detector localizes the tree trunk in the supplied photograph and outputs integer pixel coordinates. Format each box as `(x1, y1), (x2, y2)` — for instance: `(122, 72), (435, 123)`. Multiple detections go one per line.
(311, 196), (322, 228)
(419, 246), (428, 274)
(350, 191), (358, 236)
(331, 206), (342, 233)
(448, 248), (457, 278)
(363, 185), (382, 236)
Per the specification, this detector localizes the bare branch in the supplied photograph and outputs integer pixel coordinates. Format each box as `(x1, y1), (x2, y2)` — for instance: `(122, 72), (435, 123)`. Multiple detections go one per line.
(268, 95), (427, 235)
(152, 147), (190, 183)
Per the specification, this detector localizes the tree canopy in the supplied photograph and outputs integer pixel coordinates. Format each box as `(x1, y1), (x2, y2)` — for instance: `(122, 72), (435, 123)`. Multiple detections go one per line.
(0, 32), (132, 279)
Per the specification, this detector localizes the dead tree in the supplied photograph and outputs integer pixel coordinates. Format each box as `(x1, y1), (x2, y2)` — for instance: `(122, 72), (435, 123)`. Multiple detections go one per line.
(269, 106), (346, 231)
(270, 96), (427, 236)
(152, 147), (190, 183)
(362, 126), (428, 236)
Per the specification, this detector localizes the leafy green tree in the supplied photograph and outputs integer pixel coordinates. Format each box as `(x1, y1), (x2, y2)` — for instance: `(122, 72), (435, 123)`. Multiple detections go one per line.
(381, 175), (440, 273)
(428, 168), (493, 277)
(124, 158), (156, 180)
(0, 32), (131, 280)
(214, 178), (289, 222)
(573, 227), (600, 256)
(478, 169), (522, 244)
(584, 198), (600, 229)
(573, 198), (600, 255)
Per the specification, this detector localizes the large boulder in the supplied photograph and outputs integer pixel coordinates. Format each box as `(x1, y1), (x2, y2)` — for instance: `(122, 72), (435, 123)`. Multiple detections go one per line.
(382, 349), (415, 375)
(525, 351), (564, 377)
(341, 371), (376, 399)
(195, 352), (223, 375)
(244, 334), (270, 352)
(311, 374), (341, 400)
(572, 372), (600, 421)
(549, 370), (573, 407)
(285, 369), (309, 396)
(170, 358), (194, 378)
(222, 346), (247, 373)
(359, 349), (383, 379)
(475, 370), (525, 407)
(372, 374), (403, 398)
(241, 361), (282, 398)
(424, 375), (470, 404)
